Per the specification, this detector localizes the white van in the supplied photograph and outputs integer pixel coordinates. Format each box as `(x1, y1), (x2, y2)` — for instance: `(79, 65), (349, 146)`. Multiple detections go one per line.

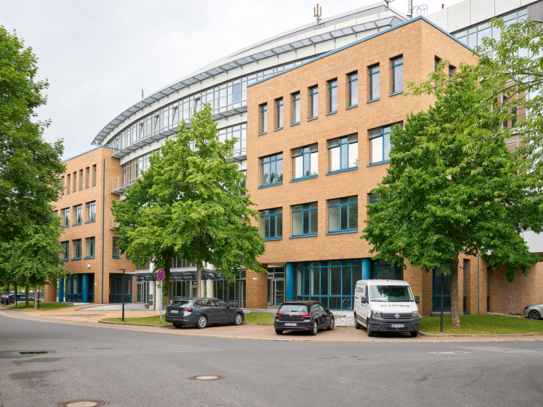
(353, 280), (420, 337)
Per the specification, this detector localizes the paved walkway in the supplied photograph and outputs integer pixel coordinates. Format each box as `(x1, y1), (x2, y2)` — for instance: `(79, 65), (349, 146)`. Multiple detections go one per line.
(1, 305), (542, 343)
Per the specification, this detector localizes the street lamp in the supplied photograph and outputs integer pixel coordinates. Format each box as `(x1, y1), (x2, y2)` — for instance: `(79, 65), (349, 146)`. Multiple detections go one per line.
(117, 269), (125, 322)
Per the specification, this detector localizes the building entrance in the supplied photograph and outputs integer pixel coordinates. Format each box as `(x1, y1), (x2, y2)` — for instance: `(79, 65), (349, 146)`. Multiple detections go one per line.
(268, 268), (285, 308)
(136, 279), (149, 303)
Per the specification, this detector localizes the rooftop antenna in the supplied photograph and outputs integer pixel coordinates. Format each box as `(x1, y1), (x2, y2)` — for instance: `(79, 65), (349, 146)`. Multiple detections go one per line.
(384, 0), (395, 11)
(314, 3), (322, 29)
(407, 0), (428, 19)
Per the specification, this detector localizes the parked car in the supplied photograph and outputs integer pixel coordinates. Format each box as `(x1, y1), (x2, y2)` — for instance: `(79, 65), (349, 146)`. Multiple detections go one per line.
(6, 294), (34, 304)
(274, 301), (335, 335)
(523, 303), (543, 320)
(165, 297), (245, 329)
(1, 292), (13, 304)
(354, 279), (420, 337)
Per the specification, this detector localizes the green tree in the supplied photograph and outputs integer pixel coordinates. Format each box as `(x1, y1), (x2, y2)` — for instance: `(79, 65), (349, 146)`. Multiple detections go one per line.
(0, 26), (65, 291)
(363, 68), (542, 327)
(112, 104), (266, 305)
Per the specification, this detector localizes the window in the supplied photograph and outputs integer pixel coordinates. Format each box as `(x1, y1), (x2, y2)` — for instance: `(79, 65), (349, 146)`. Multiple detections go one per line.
(391, 56), (403, 94)
(61, 242), (69, 261)
(292, 144), (318, 180)
(328, 79), (337, 113)
(309, 86), (318, 119)
(86, 201), (96, 222)
(73, 239), (82, 260)
(328, 134), (358, 173)
(79, 169), (83, 190)
(113, 238), (120, 258)
(259, 103), (267, 134)
(61, 176), (65, 195)
(73, 172), (77, 192)
(292, 203), (318, 237)
(260, 208), (283, 240)
(371, 259), (402, 279)
(85, 237), (95, 258)
(449, 66), (455, 77)
(369, 123), (402, 164)
(292, 92), (300, 124)
(217, 123), (247, 157)
(275, 98), (283, 129)
(61, 208), (70, 227)
(171, 257), (196, 268)
(67, 174), (70, 194)
(92, 165), (96, 186)
(368, 193), (380, 219)
(260, 153), (283, 187)
(73, 205), (82, 225)
(348, 72), (358, 107)
(369, 64), (380, 101)
(86, 167), (90, 188)
(328, 196), (358, 234)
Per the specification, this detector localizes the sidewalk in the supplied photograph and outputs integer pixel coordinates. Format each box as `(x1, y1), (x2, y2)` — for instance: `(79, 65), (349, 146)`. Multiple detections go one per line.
(2, 305), (543, 343)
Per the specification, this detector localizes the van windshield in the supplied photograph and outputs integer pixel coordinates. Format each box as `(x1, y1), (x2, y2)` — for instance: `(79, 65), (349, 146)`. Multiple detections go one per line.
(369, 286), (413, 302)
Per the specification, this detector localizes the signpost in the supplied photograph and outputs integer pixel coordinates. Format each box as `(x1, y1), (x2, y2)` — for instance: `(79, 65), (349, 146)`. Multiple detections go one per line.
(157, 269), (165, 324)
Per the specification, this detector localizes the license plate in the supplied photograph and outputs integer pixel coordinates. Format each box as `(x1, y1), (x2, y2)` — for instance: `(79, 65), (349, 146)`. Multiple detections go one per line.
(391, 324), (404, 328)
(284, 323), (297, 326)
(170, 310), (178, 314)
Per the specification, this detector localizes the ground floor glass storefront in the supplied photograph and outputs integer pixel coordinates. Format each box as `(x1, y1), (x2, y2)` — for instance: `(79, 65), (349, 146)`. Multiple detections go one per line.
(214, 271), (246, 308)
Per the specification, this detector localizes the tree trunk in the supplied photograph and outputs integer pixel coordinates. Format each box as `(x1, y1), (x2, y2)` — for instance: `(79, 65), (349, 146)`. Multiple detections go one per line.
(196, 262), (202, 298)
(34, 282), (38, 310)
(450, 258), (461, 327)
(25, 285), (29, 307)
(5, 282), (9, 296)
(164, 255), (171, 306)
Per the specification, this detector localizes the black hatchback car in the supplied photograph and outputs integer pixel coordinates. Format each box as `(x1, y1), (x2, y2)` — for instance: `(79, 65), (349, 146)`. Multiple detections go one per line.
(165, 297), (245, 329)
(274, 301), (335, 335)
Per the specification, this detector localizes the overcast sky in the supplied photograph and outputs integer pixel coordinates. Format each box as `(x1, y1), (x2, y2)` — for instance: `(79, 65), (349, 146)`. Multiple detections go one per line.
(1, 0), (462, 160)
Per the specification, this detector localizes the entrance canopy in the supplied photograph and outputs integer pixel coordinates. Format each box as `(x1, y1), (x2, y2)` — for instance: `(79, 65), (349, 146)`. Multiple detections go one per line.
(133, 270), (224, 282)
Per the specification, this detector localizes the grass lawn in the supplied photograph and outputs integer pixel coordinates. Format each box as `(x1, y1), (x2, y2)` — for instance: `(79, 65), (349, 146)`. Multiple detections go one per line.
(420, 314), (543, 335)
(9, 302), (76, 311)
(102, 312), (277, 326)
(244, 312), (275, 324)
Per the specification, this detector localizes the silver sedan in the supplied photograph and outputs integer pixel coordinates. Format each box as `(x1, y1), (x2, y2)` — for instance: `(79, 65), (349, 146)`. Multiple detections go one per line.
(523, 304), (543, 320)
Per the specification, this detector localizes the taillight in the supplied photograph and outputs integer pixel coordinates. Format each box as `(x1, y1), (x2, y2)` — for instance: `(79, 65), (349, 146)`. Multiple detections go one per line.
(299, 313), (311, 317)
(182, 308), (193, 313)
(275, 313), (283, 317)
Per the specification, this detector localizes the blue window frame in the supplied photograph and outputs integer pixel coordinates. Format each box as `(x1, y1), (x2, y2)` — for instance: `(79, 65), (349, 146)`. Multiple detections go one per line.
(391, 56), (403, 94)
(369, 123), (402, 165)
(72, 239), (82, 260)
(85, 237), (95, 259)
(86, 201), (96, 223)
(260, 153), (283, 187)
(260, 208), (282, 240)
(61, 208), (70, 227)
(309, 86), (318, 119)
(292, 92), (300, 124)
(328, 196), (358, 234)
(371, 259), (402, 279)
(292, 202), (318, 237)
(295, 259), (363, 310)
(109, 274), (132, 304)
(259, 103), (267, 134)
(348, 72), (358, 107)
(327, 79), (337, 113)
(369, 64), (380, 101)
(73, 205), (82, 225)
(275, 98), (283, 130)
(61, 241), (69, 261)
(113, 238), (120, 259)
(292, 144), (318, 181)
(433, 266), (451, 312)
(328, 134), (358, 174)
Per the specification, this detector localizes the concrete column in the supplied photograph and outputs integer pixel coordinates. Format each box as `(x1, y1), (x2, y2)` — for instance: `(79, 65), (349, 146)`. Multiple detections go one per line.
(155, 280), (163, 311)
(58, 278), (64, 303)
(285, 262), (294, 301)
(82, 274), (89, 303)
(206, 279), (213, 298)
(362, 258), (371, 280)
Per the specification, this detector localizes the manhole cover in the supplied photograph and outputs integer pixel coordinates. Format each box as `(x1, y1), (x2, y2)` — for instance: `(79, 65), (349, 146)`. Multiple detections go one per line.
(55, 401), (108, 407)
(188, 375), (225, 381)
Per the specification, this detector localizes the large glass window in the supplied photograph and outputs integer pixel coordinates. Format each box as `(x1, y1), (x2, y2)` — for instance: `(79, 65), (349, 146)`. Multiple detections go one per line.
(292, 92), (300, 124)
(260, 153), (283, 187)
(309, 86), (318, 119)
(275, 98), (283, 129)
(217, 123), (247, 157)
(86, 201), (96, 222)
(260, 103), (267, 134)
(61, 208), (70, 227)
(295, 259), (362, 310)
(86, 237), (95, 258)
(73, 239), (82, 260)
(348, 72), (358, 107)
(328, 196), (358, 233)
(371, 259), (402, 280)
(171, 257), (196, 268)
(328, 79), (337, 113)
(292, 144), (318, 180)
(121, 151), (152, 189)
(391, 56), (403, 94)
(369, 123), (402, 164)
(61, 241), (69, 261)
(292, 203), (318, 237)
(260, 208), (282, 240)
(369, 64), (380, 101)
(328, 134), (358, 173)
(73, 205), (82, 225)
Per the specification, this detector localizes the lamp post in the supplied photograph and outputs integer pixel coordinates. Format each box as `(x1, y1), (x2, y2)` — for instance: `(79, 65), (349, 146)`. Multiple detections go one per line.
(13, 279), (17, 307)
(117, 269), (125, 322)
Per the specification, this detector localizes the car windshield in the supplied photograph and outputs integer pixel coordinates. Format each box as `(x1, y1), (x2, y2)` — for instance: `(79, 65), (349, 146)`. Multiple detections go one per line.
(279, 304), (308, 313)
(171, 300), (190, 307)
(369, 286), (414, 302)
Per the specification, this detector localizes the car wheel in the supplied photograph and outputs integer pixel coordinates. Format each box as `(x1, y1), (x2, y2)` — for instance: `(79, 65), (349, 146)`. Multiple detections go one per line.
(328, 317), (335, 330)
(275, 329), (283, 335)
(173, 323), (183, 329)
(310, 321), (318, 336)
(410, 331), (418, 338)
(354, 315), (362, 329)
(233, 313), (243, 326)
(196, 315), (207, 329)
(367, 323), (374, 337)
(529, 310), (541, 320)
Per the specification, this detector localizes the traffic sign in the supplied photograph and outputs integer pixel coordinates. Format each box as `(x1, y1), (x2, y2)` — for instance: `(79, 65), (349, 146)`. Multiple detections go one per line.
(157, 269), (165, 281)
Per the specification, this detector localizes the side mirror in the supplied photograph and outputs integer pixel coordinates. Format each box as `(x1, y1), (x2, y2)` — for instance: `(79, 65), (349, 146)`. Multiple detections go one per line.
(360, 296), (368, 304)
(415, 296), (420, 304)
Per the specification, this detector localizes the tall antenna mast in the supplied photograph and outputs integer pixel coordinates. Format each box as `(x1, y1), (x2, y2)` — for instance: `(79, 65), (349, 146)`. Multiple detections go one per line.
(408, 0), (428, 19)
(314, 3), (322, 29)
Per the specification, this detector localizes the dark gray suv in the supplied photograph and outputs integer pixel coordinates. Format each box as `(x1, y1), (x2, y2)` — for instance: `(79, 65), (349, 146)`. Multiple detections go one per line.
(165, 297), (245, 329)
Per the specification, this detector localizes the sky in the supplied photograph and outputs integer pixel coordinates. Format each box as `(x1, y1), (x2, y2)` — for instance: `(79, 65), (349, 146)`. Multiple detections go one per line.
(0, 0), (463, 160)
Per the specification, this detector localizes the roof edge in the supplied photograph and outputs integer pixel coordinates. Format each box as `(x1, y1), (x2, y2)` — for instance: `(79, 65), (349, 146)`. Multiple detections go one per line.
(62, 145), (118, 163)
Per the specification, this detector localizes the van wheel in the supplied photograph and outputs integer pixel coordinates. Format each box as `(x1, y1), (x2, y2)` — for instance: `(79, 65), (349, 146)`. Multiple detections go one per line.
(367, 323), (374, 337)
(354, 315), (361, 329)
(410, 331), (418, 337)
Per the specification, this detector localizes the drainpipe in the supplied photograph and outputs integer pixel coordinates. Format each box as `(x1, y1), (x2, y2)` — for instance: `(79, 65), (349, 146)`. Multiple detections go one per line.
(101, 159), (106, 304)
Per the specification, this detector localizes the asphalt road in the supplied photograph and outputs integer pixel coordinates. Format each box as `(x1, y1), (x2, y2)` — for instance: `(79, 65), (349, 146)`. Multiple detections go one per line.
(1, 315), (543, 407)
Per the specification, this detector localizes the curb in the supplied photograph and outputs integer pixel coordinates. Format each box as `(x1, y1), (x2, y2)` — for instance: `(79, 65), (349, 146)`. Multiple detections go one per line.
(419, 331), (543, 337)
(99, 320), (172, 328)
